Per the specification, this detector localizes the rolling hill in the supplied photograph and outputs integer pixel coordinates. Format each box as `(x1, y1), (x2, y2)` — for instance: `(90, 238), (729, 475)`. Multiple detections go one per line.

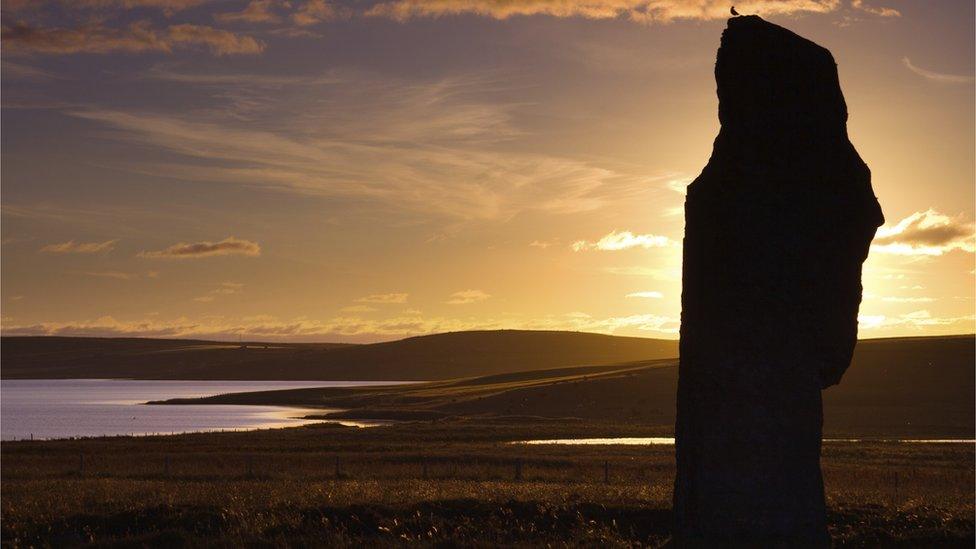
(161, 334), (975, 438)
(0, 331), (679, 380)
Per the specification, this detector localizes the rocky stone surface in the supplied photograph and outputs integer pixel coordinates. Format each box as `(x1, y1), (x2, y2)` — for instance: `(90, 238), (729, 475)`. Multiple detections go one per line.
(674, 15), (884, 545)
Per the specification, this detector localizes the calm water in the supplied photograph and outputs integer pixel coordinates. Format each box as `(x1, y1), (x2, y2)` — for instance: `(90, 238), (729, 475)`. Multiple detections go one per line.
(516, 437), (976, 446)
(0, 379), (402, 441)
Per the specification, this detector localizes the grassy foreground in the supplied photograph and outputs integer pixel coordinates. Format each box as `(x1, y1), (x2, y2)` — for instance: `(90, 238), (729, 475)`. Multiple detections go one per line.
(2, 419), (973, 547)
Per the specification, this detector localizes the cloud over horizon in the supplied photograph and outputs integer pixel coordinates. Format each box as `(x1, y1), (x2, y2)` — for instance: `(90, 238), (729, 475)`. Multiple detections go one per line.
(872, 210), (975, 256)
(40, 239), (117, 254)
(355, 293), (409, 304)
(138, 237), (261, 259)
(626, 290), (663, 298)
(445, 289), (490, 304)
(572, 230), (675, 251)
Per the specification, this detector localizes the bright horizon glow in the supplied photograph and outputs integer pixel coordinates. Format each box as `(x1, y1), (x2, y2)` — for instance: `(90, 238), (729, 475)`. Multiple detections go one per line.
(1, 0), (973, 343)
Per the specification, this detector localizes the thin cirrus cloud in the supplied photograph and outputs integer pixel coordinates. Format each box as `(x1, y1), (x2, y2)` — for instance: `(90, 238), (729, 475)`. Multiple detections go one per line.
(340, 305), (377, 313)
(902, 57), (975, 84)
(1, 22), (264, 56)
(445, 289), (490, 305)
(66, 70), (652, 220)
(572, 230), (675, 251)
(213, 282), (245, 295)
(355, 293), (409, 304)
(138, 237), (261, 259)
(40, 239), (117, 254)
(365, 0), (846, 23)
(871, 209), (975, 256)
(194, 283), (243, 302)
(79, 271), (133, 280)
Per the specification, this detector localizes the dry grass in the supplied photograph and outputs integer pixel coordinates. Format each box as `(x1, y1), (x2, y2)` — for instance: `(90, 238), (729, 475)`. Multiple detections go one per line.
(2, 420), (972, 547)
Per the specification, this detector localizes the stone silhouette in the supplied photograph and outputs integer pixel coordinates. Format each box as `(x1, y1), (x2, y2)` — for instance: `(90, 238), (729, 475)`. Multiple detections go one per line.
(674, 15), (884, 545)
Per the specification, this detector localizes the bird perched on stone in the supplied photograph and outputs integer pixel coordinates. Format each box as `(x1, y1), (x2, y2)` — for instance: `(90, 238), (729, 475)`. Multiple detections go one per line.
(731, 6), (739, 16)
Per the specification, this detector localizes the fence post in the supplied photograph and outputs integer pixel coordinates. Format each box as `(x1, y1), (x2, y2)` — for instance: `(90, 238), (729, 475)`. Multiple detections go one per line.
(514, 458), (522, 481)
(604, 460), (610, 484)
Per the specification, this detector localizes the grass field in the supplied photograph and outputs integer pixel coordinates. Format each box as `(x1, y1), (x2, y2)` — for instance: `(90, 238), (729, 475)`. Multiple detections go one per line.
(2, 419), (973, 547)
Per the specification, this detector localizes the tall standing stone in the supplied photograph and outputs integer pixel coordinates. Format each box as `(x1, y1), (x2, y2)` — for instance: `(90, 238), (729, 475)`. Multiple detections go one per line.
(674, 16), (884, 545)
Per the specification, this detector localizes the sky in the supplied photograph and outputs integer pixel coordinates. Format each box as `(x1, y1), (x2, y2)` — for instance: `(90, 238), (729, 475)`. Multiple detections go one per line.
(1, 0), (973, 343)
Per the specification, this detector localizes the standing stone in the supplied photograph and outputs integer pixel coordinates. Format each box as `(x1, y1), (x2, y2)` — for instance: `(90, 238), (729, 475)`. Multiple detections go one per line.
(674, 16), (883, 545)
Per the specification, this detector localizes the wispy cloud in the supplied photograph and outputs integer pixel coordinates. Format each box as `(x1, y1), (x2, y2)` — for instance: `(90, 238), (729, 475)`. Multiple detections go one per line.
(572, 230), (674, 251)
(216, 0), (339, 26)
(850, 0), (899, 17)
(213, 282), (244, 294)
(291, 0), (338, 25)
(445, 289), (490, 305)
(340, 305), (377, 313)
(366, 0), (842, 23)
(626, 291), (663, 298)
(355, 293), (409, 304)
(879, 296), (935, 303)
(193, 281), (245, 301)
(872, 210), (975, 256)
(0, 60), (63, 81)
(2, 22), (264, 56)
(67, 71), (652, 220)
(138, 237), (261, 259)
(215, 0), (283, 24)
(604, 266), (679, 280)
(40, 239), (117, 254)
(902, 57), (975, 84)
(78, 270), (139, 280)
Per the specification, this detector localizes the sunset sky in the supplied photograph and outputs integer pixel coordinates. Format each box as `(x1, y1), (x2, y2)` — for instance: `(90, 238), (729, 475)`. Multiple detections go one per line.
(2, 0), (973, 343)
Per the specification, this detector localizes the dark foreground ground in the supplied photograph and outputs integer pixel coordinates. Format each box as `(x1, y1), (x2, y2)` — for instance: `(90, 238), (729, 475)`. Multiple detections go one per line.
(2, 419), (973, 547)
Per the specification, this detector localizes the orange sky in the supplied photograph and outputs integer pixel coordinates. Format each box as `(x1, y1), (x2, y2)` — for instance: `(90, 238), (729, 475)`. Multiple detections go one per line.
(2, 0), (973, 342)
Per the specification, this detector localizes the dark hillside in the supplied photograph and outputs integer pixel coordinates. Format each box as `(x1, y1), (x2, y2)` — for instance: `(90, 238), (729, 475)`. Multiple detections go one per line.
(166, 334), (974, 438)
(1, 331), (679, 380)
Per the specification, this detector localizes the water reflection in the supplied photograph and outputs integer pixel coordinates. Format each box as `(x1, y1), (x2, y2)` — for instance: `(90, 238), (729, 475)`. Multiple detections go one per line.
(1, 379), (404, 440)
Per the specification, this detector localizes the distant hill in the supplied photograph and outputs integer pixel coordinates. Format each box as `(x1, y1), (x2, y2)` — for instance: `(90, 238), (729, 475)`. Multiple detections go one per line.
(165, 334), (974, 438)
(0, 331), (679, 380)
